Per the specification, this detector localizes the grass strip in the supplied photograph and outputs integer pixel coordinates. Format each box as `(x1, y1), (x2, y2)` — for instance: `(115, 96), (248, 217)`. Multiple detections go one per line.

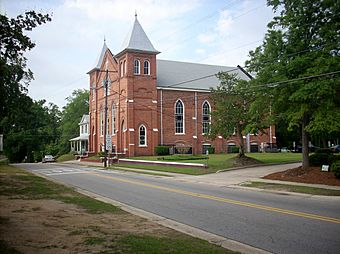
(114, 163), (212, 175)
(0, 165), (120, 213)
(109, 166), (173, 177)
(114, 235), (239, 254)
(130, 153), (301, 173)
(56, 153), (75, 162)
(241, 181), (340, 196)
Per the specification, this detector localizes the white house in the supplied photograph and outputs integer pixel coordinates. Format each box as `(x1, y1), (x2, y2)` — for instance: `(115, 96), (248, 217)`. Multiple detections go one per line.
(69, 115), (89, 154)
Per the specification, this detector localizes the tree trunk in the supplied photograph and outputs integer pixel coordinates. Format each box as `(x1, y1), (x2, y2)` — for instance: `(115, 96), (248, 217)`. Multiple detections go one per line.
(301, 116), (310, 170)
(237, 125), (245, 158)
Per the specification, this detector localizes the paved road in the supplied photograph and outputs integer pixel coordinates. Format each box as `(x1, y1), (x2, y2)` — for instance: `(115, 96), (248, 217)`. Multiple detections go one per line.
(16, 163), (340, 254)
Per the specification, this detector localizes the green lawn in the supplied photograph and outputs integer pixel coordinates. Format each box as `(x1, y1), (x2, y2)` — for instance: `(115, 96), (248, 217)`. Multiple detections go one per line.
(112, 163), (214, 175)
(56, 153), (75, 162)
(0, 164), (120, 214)
(120, 153), (302, 175)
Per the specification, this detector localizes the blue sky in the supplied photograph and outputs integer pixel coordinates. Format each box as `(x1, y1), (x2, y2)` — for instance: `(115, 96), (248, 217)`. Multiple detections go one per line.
(1, 0), (275, 108)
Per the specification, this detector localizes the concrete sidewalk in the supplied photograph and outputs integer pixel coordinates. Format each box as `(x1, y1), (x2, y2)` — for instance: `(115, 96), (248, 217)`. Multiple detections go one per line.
(175, 163), (302, 186)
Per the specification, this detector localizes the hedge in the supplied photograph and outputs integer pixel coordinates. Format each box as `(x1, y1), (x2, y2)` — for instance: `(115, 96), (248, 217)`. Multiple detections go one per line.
(331, 161), (340, 178)
(155, 146), (170, 156)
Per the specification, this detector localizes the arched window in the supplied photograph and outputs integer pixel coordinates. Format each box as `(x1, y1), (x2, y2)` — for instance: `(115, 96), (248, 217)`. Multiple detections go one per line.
(144, 60), (150, 75)
(139, 125), (147, 146)
(202, 101), (211, 134)
(112, 104), (116, 135)
(92, 84), (96, 101)
(120, 62), (124, 77)
(124, 60), (127, 75)
(134, 59), (140, 75)
(175, 100), (184, 134)
(100, 109), (104, 136)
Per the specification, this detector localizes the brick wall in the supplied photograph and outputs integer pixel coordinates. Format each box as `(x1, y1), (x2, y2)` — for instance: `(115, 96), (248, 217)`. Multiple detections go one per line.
(89, 49), (276, 157)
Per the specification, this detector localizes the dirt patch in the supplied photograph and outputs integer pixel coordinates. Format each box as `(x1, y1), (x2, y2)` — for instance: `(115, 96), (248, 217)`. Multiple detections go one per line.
(263, 166), (340, 186)
(232, 156), (262, 167)
(0, 198), (175, 254)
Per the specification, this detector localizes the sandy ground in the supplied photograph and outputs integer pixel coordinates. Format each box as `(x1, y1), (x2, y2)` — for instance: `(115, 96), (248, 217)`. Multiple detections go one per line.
(0, 197), (175, 254)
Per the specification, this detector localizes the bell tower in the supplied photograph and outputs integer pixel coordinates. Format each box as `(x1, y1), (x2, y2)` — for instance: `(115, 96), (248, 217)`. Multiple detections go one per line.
(115, 14), (160, 156)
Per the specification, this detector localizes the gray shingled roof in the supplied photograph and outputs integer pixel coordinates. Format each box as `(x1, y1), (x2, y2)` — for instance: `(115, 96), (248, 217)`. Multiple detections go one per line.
(95, 42), (108, 69)
(88, 42), (113, 73)
(80, 114), (89, 124)
(156, 59), (251, 90)
(118, 15), (159, 55)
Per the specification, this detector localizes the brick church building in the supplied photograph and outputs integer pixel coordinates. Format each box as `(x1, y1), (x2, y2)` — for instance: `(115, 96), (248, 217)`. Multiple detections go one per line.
(87, 15), (276, 157)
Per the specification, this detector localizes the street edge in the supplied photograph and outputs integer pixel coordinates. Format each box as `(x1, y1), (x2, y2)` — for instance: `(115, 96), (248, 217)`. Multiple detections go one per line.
(76, 188), (272, 254)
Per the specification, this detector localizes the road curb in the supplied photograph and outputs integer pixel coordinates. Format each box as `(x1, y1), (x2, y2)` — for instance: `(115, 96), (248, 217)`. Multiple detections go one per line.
(76, 188), (271, 254)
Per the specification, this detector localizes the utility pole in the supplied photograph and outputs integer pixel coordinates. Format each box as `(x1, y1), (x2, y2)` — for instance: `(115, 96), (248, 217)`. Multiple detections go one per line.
(103, 69), (108, 168)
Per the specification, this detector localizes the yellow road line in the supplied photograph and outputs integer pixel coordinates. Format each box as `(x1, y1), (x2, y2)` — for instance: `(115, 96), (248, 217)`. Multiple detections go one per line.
(92, 172), (340, 225)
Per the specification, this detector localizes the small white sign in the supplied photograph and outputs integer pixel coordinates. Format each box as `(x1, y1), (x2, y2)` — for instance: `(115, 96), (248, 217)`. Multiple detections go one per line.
(321, 165), (329, 172)
(105, 135), (112, 150)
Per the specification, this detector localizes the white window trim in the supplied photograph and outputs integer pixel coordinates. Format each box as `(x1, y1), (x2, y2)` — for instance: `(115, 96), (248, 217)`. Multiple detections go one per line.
(120, 61), (124, 77)
(134, 59), (140, 75)
(144, 60), (150, 75)
(112, 104), (116, 136)
(92, 84), (96, 101)
(202, 100), (211, 135)
(174, 99), (185, 134)
(139, 124), (147, 147)
(100, 109), (104, 137)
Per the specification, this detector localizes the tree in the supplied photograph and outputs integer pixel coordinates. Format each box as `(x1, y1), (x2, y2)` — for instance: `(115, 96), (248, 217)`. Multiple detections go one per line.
(58, 89), (89, 155)
(0, 11), (52, 162)
(246, 0), (340, 169)
(0, 11), (51, 122)
(210, 73), (256, 157)
(4, 100), (60, 162)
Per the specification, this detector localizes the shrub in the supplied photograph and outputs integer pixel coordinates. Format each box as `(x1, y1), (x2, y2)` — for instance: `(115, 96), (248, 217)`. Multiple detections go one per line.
(207, 147), (215, 154)
(309, 153), (333, 166)
(155, 146), (170, 156)
(97, 151), (105, 157)
(231, 146), (239, 153)
(315, 148), (333, 154)
(331, 154), (340, 164)
(33, 151), (43, 162)
(331, 161), (340, 178)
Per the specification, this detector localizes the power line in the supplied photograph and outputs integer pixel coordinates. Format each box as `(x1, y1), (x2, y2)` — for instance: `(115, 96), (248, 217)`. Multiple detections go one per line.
(154, 0), (241, 44)
(162, 3), (266, 52)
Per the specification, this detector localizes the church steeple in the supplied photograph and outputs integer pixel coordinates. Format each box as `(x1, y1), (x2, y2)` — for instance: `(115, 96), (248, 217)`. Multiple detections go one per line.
(87, 39), (114, 74)
(116, 15), (160, 57)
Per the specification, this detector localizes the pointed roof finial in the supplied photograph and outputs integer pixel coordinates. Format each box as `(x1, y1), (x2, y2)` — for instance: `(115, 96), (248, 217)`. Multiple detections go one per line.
(135, 10), (137, 19)
(104, 35), (106, 43)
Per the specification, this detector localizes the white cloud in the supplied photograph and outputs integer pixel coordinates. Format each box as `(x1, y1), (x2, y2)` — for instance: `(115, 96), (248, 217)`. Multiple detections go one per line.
(197, 33), (216, 45)
(196, 1), (274, 67)
(215, 10), (233, 35)
(195, 48), (206, 55)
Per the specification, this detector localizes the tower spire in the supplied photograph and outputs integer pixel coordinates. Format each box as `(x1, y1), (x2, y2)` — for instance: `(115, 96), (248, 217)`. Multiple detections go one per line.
(135, 10), (137, 19)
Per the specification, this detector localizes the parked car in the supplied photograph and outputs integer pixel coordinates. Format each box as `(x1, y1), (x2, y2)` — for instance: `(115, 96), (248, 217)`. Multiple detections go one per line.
(291, 144), (319, 153)
(331, 145), (340, 153)
(42, 155), (55, 163)
(280, 147), (291, 153)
